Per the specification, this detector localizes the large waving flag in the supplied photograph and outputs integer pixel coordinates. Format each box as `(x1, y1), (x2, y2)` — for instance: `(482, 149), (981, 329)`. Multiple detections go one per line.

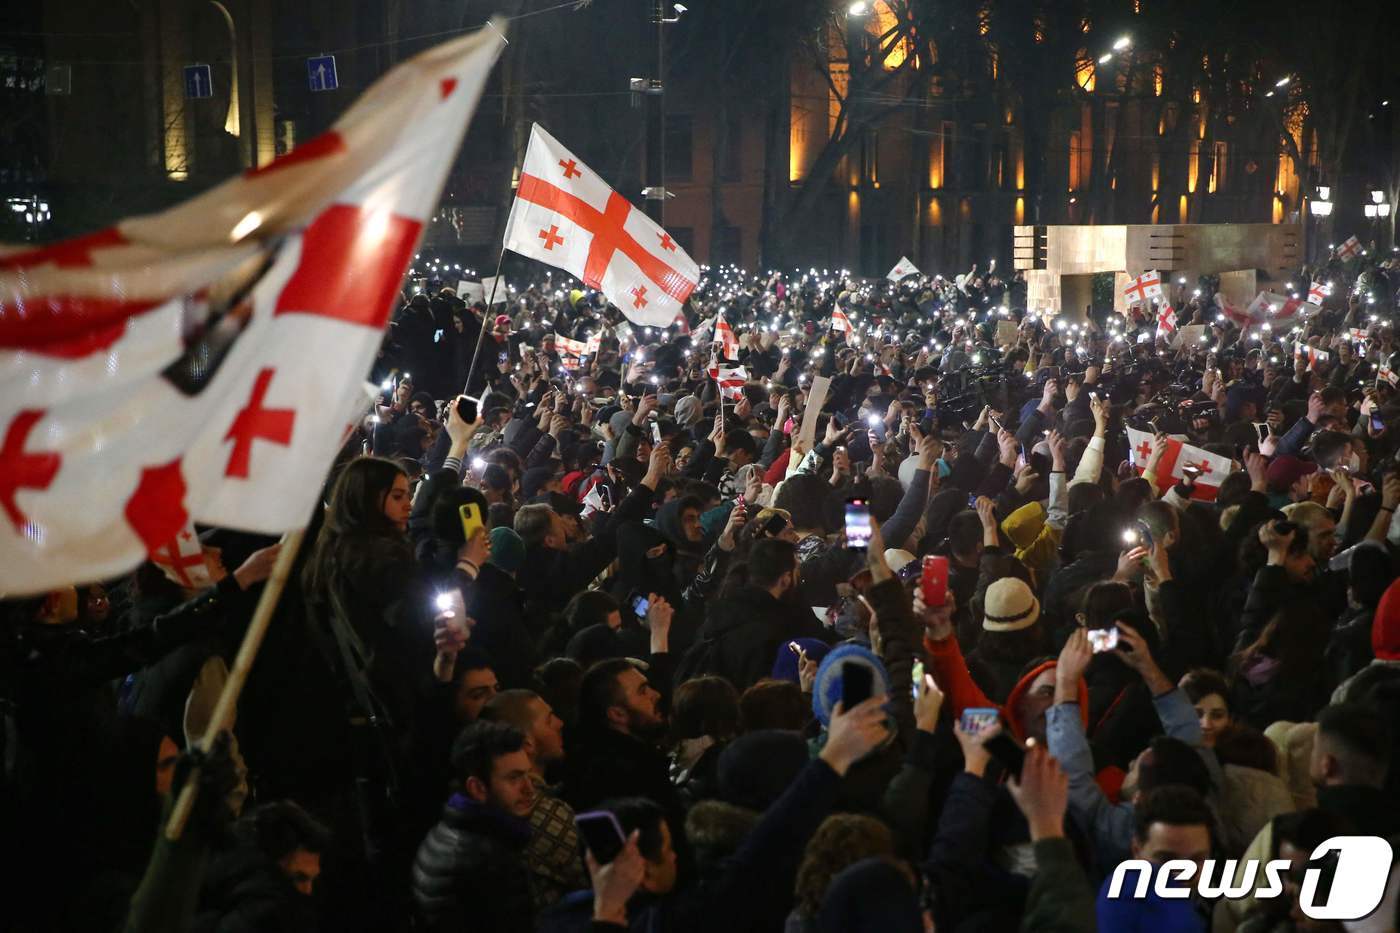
(503, 124), (699, 327)
(0, 25), (504, 595)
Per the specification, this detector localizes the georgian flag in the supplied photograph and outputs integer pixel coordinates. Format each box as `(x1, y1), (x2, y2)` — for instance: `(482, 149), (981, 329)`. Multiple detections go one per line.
(1337, 236), (1363, 261)
(1123, 270), (1164, 306)
(1294, 342), (1331, 371)
(554, 333), (588, 370)
(1380, 365), (1398, 388)
(1228, 292), (1313, 327)
(0, 25), (503, 595)
(150, 523), (214, 590)
(502, 124), (699, 327)
(887, 256), (920, 282)
(1156, 305), (1178, 338)
(707, 364), (747, 400)
(713, 311), (739, 361)
(1308, 282), (1330, 305)
(584, 330), (603, 355)
(1125, 428), (1233, 501)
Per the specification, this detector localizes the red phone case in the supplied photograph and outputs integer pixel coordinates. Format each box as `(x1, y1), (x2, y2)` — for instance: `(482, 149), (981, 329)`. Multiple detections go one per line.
(921, 555), (949, 608)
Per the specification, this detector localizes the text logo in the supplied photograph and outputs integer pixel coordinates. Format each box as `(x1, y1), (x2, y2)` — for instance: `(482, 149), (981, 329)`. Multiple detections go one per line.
(1106, 836), (1393, 921)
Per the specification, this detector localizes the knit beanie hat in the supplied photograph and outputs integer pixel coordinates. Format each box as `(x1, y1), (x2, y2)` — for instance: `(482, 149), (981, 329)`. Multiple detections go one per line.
(770, 637), (832, 683)
(982, 577), (1041, 632)
(487, 527), (525, 574)
(717, 730), (811, 811)
(811, 644), (890, 728)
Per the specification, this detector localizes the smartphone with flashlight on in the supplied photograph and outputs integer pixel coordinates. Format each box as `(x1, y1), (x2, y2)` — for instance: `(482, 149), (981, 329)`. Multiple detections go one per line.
(455, 395), (479, 424)
(1087, 623), (1120, 654)
(843, 497), (873, 551)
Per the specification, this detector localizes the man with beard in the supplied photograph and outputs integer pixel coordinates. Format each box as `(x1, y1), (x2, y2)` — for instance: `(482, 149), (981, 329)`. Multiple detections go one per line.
(562, 657), (686, 859)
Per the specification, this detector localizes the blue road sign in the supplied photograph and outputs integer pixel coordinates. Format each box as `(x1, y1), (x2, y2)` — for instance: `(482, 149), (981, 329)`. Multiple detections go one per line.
(184, 63), (212, 99)
(307, 55), (338, 92)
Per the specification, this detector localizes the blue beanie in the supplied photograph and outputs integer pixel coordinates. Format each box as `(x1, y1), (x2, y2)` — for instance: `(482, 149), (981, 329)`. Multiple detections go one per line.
(487, 526), (526, 574)
(770, 637), (832, 684)
(811, 643), (891, 728)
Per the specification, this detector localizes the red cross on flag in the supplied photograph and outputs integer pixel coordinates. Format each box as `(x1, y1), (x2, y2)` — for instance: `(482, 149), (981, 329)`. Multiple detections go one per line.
(1380, 365), (1399, 388)
(1337, 236), (1363, 261)
(0, 26), (503, 595)
(503, 124), (699, 327)
(1308, 282), (1330, 305)
(707, 364), (748, 400)
(584, 330), (603, 355)
(713, 311), (739, 361)
(887, 256), (920, 282)
(1125, 427), (1233, 501)
(1122, 270), (1164, 306)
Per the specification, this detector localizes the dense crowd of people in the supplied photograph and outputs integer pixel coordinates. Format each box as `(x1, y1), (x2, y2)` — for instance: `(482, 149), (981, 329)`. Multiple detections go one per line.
(4, 245), (1400, 932)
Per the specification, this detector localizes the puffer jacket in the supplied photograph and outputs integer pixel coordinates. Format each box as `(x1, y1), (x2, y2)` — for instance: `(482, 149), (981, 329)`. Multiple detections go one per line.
(411, 795), (534, 933)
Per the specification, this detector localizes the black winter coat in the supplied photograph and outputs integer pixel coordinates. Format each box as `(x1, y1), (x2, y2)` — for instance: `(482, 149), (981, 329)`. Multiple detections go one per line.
(411, 795), (534, 933)
(689, 585), (829, 692)
(194, 839), (317, 933)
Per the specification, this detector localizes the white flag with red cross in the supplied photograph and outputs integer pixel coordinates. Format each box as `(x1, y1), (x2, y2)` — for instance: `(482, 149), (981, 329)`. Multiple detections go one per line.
(707, 364), (748, 400)
(150, 523), (214, 590)
(584, 330), (603, 355)
(1125, 428), (1233, 501)
(1227, 292), (1314, 327)
(1123, 270), (1164, 306)
(1380, 365), (1399, 387)
(830, 305), (859, 348)
(1308, 282), (1330, 305)
(502, 124), (699, 327)
(554, 333), (588, 370)
(713, 311), (739, 361)
(887, 256), (920, 282)
(1156, 304), (1178, 338)
(1294, 341), (1331, 371)
(1337, 236), (1363, 261)
(0, 26), (503, 595)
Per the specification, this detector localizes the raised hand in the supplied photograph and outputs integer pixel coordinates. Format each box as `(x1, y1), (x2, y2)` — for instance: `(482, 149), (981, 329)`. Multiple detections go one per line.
(1007, 745), (1070, 841)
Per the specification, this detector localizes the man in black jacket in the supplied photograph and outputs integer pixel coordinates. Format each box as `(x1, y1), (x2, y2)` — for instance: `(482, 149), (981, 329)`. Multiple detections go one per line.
(565, 658), (674, 818)
(411, 721), (538, 932)
(688, 538), (827, 691)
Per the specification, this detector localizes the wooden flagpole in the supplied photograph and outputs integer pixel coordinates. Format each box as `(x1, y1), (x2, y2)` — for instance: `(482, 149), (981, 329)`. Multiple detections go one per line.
(164, 526), (306, 840)
(462, 246), (510, 395)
